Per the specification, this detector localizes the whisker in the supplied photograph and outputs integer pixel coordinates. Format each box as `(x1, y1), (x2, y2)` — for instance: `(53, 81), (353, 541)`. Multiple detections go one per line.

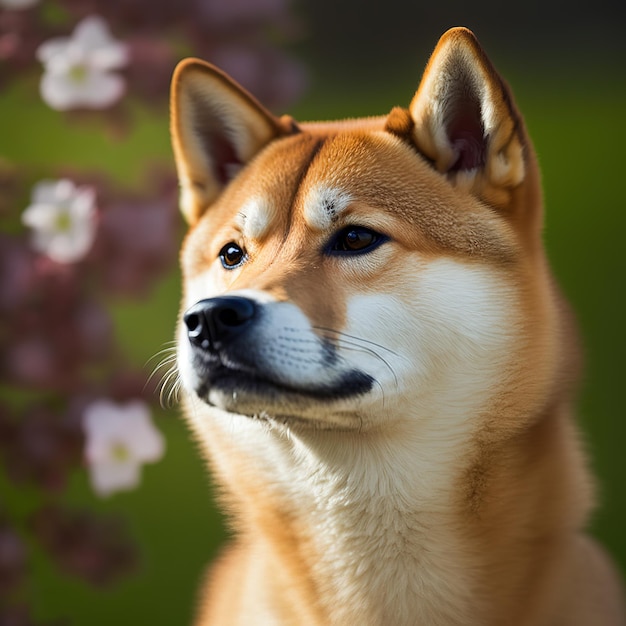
(145, 352), (178, 389)
(167, 378), (182, 407)
(312, 326), (405, 359)
(144, 341), (178, 365)
(159, 364), (182, 409)
(284, 326), (399, 396)
(311, 326), (400, 388)
(332, 338), (398, 389)
(144, 342), (183, 408)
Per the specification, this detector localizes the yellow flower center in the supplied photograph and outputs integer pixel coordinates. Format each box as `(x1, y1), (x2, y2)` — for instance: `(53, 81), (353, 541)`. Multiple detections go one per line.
(69, 64), (88, 83)
(110, 441), (131, 462)
(54, 208), (72, 232)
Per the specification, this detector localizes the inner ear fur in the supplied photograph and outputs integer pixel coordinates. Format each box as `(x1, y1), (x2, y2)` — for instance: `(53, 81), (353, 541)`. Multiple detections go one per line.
(170, 59), (297, 224)
(407, 27), (527, 208)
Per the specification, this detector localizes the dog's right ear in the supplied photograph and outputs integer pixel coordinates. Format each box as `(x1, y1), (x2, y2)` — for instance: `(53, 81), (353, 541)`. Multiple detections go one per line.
(404, 28), (528, 212)
(170, 59), (296, 224)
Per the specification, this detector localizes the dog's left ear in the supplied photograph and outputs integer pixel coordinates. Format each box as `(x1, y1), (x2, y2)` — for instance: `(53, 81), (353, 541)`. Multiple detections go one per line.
(403, 27), (528, 209)
(170, 59), (297, 224)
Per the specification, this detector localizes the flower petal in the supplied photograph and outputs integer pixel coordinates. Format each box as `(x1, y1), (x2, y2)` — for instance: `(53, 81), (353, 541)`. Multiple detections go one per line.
(40, 69), (125, 110)
(89, 43), (129, 71)
(69, 187), (97, 218)
(72, 16), (129, 70)
(36, 37), (70, 64)
(44, 229), (96, 263)
(78, 71), (126, 108)
(21, 203), (59, 231)
(73, 16), (115, 48)
(127, 418), (165, 461)
(88, 460), (141, 497)
(84, 400), (127, 449)
(83, 399), (165, 464)
(40, 71), (85, 110)
(31, 179), (76, 204)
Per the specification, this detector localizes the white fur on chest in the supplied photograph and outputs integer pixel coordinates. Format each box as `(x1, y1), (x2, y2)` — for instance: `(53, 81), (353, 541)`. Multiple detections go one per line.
(285, 422), (483, 625)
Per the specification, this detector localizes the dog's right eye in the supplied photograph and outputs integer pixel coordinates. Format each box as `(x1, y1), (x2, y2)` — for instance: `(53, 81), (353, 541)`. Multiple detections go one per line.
(328, 226), (388, 255)
(219, 242), (246, 269)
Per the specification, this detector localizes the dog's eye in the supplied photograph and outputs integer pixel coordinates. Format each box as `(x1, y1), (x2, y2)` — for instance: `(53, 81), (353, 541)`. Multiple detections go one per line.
(329, 226), (386, 254)
(219, 242), (246, 268)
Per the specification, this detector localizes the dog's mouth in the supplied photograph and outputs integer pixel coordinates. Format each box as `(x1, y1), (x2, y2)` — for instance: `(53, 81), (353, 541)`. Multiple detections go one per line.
(191, 361), (374, 417)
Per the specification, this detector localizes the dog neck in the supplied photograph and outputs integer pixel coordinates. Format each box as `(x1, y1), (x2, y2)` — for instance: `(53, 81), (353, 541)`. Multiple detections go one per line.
(196, 401), (590, 625)
(272, 422), (480, 625)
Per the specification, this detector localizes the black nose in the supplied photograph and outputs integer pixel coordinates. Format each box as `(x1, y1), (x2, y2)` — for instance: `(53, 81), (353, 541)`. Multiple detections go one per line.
(183, 296), (256, 351)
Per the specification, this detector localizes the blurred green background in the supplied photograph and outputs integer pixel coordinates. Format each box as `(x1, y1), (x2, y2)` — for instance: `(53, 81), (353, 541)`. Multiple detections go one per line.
(1, 0), (625, 623)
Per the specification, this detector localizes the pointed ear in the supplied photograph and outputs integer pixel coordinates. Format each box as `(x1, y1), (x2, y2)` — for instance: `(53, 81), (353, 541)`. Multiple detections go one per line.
(407, 27), (527, 208)
(170, 59), (297, 224)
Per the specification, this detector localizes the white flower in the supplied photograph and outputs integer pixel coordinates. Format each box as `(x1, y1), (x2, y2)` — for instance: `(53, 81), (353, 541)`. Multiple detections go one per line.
(82, 399), (165, 497)
(0, 0), (40, 9)
(36, 15), (129, 110)
(22, 179), (97, 263)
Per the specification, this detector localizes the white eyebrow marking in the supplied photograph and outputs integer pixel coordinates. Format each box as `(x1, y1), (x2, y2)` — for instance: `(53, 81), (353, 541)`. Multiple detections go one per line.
(236, 197), (274, 240)
(302, 184), (353, 231)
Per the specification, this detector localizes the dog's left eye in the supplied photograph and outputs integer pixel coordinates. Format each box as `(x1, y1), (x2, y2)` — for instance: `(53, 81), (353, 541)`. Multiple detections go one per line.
(329, 226), (387, 254)
(219, 242), (246, 268)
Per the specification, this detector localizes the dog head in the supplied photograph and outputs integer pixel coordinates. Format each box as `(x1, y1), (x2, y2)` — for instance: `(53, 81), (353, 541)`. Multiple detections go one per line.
(171, 28), (563, 435)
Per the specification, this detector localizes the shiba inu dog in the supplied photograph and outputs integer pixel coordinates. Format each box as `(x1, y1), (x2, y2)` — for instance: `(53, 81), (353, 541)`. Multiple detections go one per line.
(170, 27), (625, 625)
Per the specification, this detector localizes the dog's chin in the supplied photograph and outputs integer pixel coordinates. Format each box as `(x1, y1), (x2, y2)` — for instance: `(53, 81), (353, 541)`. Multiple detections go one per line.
(190, 365), (374, 428)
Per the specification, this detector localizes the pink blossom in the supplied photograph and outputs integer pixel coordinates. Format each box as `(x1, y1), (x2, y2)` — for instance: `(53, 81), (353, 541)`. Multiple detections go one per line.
(36, 16), (129, 110)
(21, 179), (97, 263)
(82, 400), (165, 497)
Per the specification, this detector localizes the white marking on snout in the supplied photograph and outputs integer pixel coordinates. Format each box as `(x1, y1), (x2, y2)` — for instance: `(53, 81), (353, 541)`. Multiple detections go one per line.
(234, 289), (355, 389)
(303, 184), (353, 231)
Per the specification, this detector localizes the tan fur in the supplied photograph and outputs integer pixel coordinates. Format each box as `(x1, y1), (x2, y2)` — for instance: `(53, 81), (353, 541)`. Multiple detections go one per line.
(170, 27), (625, 625)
